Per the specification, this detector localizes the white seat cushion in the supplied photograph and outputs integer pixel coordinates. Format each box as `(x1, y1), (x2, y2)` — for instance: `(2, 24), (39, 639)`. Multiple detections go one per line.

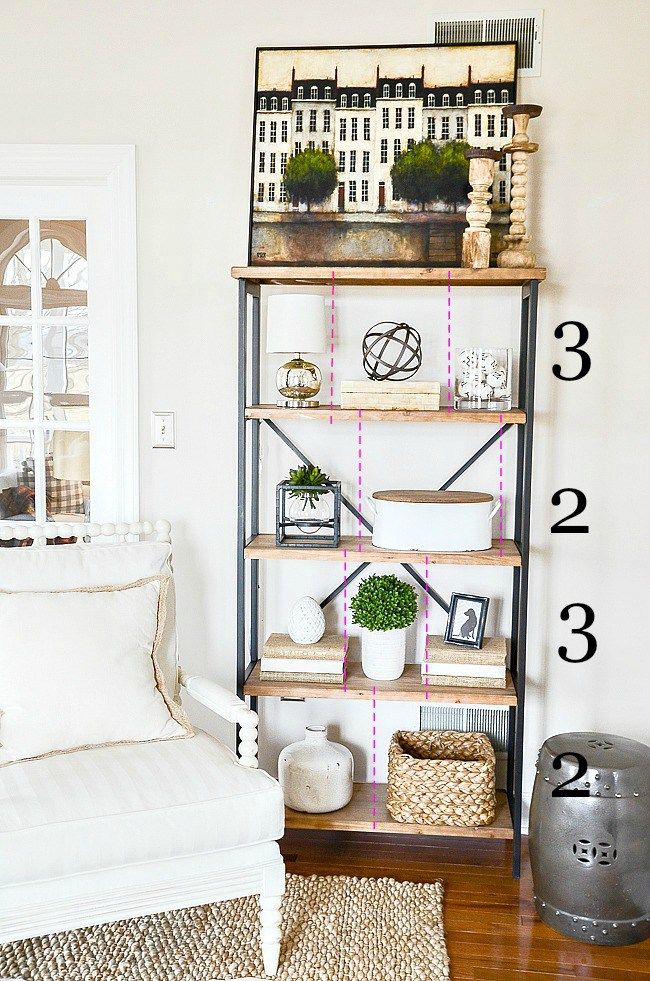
(0, 731), (284, 886)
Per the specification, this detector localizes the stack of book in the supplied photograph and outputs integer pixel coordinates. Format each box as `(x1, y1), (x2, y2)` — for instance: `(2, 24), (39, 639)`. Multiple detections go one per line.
(260, 633), (347, 683)
(421, 636), (507, 689)
(341, 380), (441, 411)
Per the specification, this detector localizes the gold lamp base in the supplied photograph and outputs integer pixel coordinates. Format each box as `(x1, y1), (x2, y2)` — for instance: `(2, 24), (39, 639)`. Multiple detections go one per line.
(276, 355), (322, 408)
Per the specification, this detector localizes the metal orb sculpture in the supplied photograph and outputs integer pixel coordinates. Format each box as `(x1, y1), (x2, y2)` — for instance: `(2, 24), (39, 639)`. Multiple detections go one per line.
(362, 321), (422, 381)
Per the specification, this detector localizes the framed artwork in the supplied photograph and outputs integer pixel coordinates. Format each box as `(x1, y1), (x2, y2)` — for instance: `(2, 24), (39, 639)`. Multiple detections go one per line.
(249, 43), (517, 267)
(444, 592), (490, 649)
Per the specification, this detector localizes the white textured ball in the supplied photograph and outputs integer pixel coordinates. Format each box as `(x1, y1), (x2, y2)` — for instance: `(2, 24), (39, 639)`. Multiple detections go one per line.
(288, 596), (326, 645)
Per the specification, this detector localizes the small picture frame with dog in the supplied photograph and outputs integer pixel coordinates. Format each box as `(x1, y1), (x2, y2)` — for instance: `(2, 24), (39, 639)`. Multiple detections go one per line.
(444, 593), (490, 649)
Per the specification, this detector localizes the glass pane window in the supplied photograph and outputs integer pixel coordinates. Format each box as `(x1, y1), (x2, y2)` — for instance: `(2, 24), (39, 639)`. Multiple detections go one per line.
(0, 324), (33, 420)
(0, 220), (31, 316)
(40, 221), (88, 319)
(0, 219), (91, 527)
(0, 431), (36, 522)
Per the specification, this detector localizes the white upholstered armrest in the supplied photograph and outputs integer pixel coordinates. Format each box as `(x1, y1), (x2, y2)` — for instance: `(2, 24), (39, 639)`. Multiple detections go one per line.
(179, 670), (259, 768)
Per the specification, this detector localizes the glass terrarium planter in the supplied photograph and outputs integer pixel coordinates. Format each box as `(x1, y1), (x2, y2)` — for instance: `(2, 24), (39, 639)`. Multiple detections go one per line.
(455, 347), (513, 411)
(276, 480), (341, 547)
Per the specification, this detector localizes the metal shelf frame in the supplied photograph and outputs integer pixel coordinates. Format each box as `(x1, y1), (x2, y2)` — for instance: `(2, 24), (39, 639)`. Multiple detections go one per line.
(236, 273), (539, 878)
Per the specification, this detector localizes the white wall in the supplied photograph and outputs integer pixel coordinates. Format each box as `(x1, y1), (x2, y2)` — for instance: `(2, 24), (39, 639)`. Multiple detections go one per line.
(3, 0), (648, 821)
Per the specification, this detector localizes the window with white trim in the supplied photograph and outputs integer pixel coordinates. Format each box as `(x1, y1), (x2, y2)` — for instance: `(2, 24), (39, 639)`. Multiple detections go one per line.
(294, 141), (301, 155)
(297, 86), (304, 99)
(407, 138), (414, 150)
(310, 86), (318, 100)
(259, 120), (265, 142)
(395, 107), (402, 129)
(501, 89), (509, 104)
(257, 182), (264, 203)
(324, 86), (331, 100)
(348, 180), (357, 203)
(382, 83), (390, 98)
(395, 83), (403, 98)
(352, 94), (359, 108)
(351, 118), (358, 141)
(279, 182), (287, 202)
(382, 107), (389, 128)
(338, 151), (345, 172)
(307, 140), (315, 150)
(393, 139), (401, 161)
(270, 153), (276, 174)
(499, 180), (507, 203)
(323, 109), (331, 133)
(487, 114), (495, 138)
(295, 111), (303, 132)
(282, 97), (289, 111)
(362, 150), (370, 173)
(361, 179), (369, 202)
(380, 139), (388, 163)
(340, 94), (348, 108)
(259, 152), (265, 172)
(268, 183), (275, 202)
(428, 94), (435, 107)
(456, 117), (464, 138)
(441, 116), (450, 140)
(339, 118), (347, 140)
(427, 117), (435, 140)
(474, 115), (482, 137)
(456, 94), (464, 106)
(349, 150), (356, 173)
(322, 141), (329, 154)
(442, 93), (450, 107)
(408, 82), (416, 98)
(499, 155), (507, 172)
(270, 121), (277, 143)
(309, 109), (317, 133)
(501, 115), (508, 137)
(281, 120), (288, 142)
(474, 89), (482, 104)
(270, 97), (278, 111)
(280, 152), (288, 174)
(364, 117), (370, 140)
(408, 107), (415, 129)
(364, 93), (371, 107)
(259, 97), (267, 110)
(487, 90), (496, 104)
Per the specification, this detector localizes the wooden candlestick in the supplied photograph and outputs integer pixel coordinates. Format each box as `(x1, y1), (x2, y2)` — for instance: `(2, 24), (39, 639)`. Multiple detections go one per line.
(497, 104), (543, 269)
(462, 149), (502, 270)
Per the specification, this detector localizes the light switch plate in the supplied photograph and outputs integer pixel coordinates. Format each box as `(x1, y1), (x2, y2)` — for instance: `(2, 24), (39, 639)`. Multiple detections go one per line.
(151, 411), (175, 448)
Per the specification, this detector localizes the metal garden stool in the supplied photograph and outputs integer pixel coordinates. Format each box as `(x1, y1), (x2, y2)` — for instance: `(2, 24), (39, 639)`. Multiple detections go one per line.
(529, 731), (649, 946)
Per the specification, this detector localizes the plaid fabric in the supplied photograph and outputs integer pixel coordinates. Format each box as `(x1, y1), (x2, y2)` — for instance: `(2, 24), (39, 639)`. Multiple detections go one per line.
(22, 455), (85, 515)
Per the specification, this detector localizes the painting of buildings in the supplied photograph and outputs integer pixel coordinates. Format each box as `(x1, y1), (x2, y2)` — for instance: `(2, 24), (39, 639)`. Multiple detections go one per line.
(249, 44), (517, 266)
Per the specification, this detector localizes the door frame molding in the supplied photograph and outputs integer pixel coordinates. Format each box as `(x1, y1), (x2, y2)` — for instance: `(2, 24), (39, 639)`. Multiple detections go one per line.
(0, 145), (138, 520)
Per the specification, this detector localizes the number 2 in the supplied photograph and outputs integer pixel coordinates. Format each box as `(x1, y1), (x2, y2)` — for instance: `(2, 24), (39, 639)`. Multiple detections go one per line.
(551, 753), (590, 797)
(551, 488), (589, 533)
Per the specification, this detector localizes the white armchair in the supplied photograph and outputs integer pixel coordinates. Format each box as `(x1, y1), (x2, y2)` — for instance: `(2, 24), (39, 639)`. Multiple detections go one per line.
(0, 521), (285, 977)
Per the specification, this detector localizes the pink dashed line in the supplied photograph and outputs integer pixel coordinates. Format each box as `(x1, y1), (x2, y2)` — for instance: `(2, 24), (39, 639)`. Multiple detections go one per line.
(329, 270), (335, 424)
(446, 269), (452, 411)
(371, 687), (377, 828)
(424, 555), (430, 700)
(342, 548), (348, 693)
(499, 413), (504, 557)
(357, 409), (363, 551)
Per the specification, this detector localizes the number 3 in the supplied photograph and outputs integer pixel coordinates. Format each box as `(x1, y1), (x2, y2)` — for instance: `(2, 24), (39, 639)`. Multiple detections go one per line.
(553, 321), (591, 381)
(559, 603), (597, 663)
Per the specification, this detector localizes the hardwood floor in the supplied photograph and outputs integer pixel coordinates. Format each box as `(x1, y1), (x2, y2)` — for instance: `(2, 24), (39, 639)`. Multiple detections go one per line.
(280, 831), (650, 980)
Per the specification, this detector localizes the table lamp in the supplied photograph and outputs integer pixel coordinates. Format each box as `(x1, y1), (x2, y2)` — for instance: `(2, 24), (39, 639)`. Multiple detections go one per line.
(266, 293), (327, 407)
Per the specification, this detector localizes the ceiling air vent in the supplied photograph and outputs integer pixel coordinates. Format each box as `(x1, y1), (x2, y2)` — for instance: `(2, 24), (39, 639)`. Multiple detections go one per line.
(431, 9), (544, 76)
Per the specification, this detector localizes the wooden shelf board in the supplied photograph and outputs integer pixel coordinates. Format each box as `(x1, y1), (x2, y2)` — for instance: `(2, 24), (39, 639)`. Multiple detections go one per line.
(246, 404), (526, 425)
(285, 784), (513, 839)
(245, 661), (517, 706)
(232, 265), (546, 287)
(245, 535), (521, 567)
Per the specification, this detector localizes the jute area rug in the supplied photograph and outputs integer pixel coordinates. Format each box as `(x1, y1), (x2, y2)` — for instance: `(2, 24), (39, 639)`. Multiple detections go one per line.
(0, 873), (449, 981)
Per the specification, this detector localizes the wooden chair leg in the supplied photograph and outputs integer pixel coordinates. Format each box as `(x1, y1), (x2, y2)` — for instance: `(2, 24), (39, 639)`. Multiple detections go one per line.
(259, 892), (282, 977)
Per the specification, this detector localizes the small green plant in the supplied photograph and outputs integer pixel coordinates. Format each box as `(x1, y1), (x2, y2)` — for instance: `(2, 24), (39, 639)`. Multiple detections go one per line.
(286, 464), (330, 508)
(351, 574), (418, 632)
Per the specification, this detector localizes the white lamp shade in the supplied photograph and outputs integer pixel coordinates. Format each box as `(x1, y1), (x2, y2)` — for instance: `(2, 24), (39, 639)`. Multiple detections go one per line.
(266, 293), (327, 354)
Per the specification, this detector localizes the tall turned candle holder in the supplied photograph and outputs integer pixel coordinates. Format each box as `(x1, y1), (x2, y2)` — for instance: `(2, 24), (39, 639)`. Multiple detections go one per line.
(497, 104), (543, 268)
(462, 148), (502, 269)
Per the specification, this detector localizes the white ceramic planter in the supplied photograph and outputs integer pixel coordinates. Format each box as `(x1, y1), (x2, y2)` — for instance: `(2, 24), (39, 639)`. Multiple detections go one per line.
(369, 490), (500, 552)
(361, 627), (406, 681)
(278, 725), (354, 813)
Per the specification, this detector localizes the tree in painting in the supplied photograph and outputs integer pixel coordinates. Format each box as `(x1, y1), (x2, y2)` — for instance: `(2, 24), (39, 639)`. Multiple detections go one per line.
(391, 140), (470, 212)
(284, 148), (338, 211)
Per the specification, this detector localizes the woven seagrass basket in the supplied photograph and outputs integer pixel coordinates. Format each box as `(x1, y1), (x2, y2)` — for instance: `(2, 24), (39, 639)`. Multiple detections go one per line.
(386, 730), (496, 827)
